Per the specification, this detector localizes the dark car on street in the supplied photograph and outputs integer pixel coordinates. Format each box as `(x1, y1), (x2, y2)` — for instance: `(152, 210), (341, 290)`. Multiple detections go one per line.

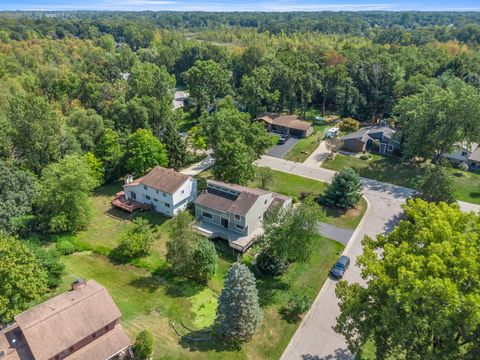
(330, 255), (350, 279)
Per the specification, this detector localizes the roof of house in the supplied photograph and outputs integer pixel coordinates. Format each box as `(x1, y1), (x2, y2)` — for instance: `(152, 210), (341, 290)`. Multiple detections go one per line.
(196, 180), (286, 216)
(257, 114), (313, 131)
(468, 147), (480, 162)
(15, 280), (124, 360)
(124, 166), (191, 194)
(342, 126), (398, 143)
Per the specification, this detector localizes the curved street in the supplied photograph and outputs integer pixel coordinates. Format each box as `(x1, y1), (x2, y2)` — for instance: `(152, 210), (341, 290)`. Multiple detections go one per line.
(254, 155), (480, 360)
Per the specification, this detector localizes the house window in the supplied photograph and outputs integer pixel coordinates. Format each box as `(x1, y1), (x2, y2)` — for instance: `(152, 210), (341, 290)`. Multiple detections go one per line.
(162, 192), (166, 197)
(387, 144), (394, 152)
(156, 190), (159, 194)
(143, 185), (147, 190)
(145, 195), (151, 200)
(236, 224), (244, 230)
(165, 202), (170, 208)
(462, 151), (468, 156)
(234, 214), (240, 221)
(154, 198), (158, 202)
(181, 189), (185, 194)
(130, 191), (136, 200)
(202, 212), (213, 219)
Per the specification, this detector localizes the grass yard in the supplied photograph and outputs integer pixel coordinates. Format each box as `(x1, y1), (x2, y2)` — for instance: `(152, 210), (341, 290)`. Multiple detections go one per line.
(250, 169), (366, 229)
(322, 153), (480, 204)
(57, 236), (342, 360)
(40, 179), (346, 359)
(284, 124), (330, 163)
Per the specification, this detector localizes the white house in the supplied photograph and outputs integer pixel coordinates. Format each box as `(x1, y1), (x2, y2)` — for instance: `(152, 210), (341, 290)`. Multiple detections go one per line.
(122, 166), (197, 217)
(442, 142), (480, 169)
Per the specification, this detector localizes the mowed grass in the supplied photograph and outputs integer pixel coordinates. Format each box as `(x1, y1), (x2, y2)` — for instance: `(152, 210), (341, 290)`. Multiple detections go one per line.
(58, 234), (342, 360)
(284, 124), (330, 163)
(48, 178), (345, 359)
(250, 169), (366, 229)
(322, 154), (480, 204)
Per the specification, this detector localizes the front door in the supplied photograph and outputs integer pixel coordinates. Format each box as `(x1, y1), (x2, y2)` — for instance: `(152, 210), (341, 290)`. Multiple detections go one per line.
(221, 218), (228, 228)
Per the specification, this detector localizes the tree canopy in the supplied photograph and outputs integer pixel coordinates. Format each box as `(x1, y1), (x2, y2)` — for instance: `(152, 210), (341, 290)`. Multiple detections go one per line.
(335, 199), (480, 359)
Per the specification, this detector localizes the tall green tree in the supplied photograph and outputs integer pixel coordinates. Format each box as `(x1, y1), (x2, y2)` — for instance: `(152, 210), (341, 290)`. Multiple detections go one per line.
(0, 161), (37, 234)
(36, 154), (99, 233)
(239, 66), (279, 117)
(67, 108), (104, 152)
(95, 128), (125, 182)
(125, 129), (168, 175)
(128, 61), (175, 100)
(215, 262), (263, 343)
(212, 140), (256, 185)
(263, 197), (323, 264)
(133, 330), (155, 360)
(0, 233), (48, 323)
(322, 168), (362, 209)
(395, 78), (480, 161)
(184, 59), (231, 112)
(190, 238), (218, 284)
(162, 121), (187, 171)
(416, 162), (456, 204)
(8, 93), (65, 174)
(335, 199), (480, 359)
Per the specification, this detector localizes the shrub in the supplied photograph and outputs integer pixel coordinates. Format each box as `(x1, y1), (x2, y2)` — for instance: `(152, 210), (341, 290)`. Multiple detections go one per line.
(339, 118), (360, 133)
(280, 294), (312, 323)
(240, 254), (253, 267)
(359, 154), (371, 161)
(115, 218), (155, 262)
(458, 162), (469, 172)
(190, 238), (218, 284)
(56, 239), (79, 255)
(133, 330), (155, 360)
(256, 249), (289, 276)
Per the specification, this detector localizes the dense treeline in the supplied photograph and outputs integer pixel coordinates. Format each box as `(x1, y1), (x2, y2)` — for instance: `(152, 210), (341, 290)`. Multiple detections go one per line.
(1, 11), (480, 46)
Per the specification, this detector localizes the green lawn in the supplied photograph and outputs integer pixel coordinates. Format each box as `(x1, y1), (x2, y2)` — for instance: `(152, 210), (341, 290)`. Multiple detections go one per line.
(57, 236), (341, 360)
(250, 169), (366, 229)
(322, 154), (480, 205)
(39, 179), (345, 360)
(284, 124), (330, 163)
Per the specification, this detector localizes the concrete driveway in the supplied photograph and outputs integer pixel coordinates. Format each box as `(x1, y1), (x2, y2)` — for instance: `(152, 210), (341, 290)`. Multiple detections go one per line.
(266, 137), (300, 158)
(254, 155), (480, 360)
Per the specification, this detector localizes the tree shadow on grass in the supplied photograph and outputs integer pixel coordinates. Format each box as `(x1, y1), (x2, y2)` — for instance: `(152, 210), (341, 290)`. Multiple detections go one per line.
(470, 192), (480, 199)
(301, 347), (351, 360)
(178, 327), (241, 353)
(255, 275), (290, 307)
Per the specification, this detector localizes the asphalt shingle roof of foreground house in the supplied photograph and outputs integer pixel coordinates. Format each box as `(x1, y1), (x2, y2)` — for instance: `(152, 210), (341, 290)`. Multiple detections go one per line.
(124, 166), (191, 194)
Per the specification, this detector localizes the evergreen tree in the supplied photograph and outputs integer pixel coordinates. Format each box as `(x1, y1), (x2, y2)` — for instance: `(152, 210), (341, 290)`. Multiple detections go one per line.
(215, 262), (263, 343)
(321, 168), (362, 209)
(162, 121), (187, 170)
(416, 162), (456, 204)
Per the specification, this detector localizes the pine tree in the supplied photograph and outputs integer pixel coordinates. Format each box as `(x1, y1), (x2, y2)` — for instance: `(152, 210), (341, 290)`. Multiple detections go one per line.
(215, 262), (263, 343)
(321, 167), (362, 209)
(163, 121), (187, 170)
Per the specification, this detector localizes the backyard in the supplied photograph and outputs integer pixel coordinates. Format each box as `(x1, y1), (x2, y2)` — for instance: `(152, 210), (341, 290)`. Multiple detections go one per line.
(46, 182), (345, 360)
(322, 153), (480, 204)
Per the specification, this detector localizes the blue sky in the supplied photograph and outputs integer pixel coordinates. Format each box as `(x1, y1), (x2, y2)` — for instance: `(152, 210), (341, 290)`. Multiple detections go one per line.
(1, 0), (480, 12)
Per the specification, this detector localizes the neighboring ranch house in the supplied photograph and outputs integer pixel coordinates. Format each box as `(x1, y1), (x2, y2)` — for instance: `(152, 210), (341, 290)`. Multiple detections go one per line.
(442, 142), (480, 169)
(0, 279), (130, 360)
(342, 126), (401, 155)
(118, 166), (197, 217)
(195, 180), (292, 252)
(257, 113), (314, 138)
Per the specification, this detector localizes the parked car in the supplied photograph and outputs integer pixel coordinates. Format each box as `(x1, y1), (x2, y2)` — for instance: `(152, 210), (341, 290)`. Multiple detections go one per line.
(278, 134), (290, 144)
(330, 255), (350, 279)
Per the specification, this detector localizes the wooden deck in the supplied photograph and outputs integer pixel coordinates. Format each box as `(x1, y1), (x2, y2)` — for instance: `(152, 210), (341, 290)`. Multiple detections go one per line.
(111, 192), (152, 213)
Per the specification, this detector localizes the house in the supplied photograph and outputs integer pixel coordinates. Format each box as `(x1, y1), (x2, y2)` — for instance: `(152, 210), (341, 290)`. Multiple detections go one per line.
(442, 142), (480, 169)
(113, 166), (197, 217)
(0, 279), (130, 360)
(341, 126), (401, 155)
(195, 180), (292, 252)
(257, 113), (313, 138)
